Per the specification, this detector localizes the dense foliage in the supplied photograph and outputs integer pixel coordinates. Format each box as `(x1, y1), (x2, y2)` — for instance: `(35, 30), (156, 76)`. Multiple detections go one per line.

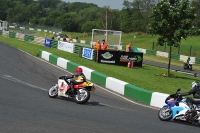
(148, 0), (195, 76)
(0, 0), (200, 33)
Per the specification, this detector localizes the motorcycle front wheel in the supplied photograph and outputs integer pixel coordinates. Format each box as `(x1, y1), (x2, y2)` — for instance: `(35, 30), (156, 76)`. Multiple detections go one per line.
(74, 89), (90, 104)
(158, 107), (172, 121)
(48, 85), (58, 98)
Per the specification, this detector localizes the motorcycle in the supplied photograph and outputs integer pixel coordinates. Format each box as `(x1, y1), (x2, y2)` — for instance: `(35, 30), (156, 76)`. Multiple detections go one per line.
(158, 88), (200, 126)
(183, 62), (192, 71)
(48, 75), (95, 104)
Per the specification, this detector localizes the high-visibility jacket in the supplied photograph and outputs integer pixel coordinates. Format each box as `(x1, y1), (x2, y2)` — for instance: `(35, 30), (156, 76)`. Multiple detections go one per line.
(102, 42), (108, 50)
(184, 57), (190, 63)
(126, 45), (133, 52)
(94, 42), (101, 50)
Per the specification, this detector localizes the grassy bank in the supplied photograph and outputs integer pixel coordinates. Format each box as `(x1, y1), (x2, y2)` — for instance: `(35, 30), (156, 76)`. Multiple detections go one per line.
(11, 28), (200, 57)
(0, 35), (199, 94)
(31, 31), (200, 57)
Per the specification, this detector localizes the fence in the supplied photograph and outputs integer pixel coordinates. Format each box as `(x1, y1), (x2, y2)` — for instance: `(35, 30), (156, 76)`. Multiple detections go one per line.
(1, 29), (200, 65)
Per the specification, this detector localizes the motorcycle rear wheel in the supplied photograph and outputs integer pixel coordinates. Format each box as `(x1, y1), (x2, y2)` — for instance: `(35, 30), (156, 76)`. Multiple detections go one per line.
(189, 66), (192, 71)
(48, 85), (58, 98)
(158, 107), (172, 121)
(74, 89), (90, 104)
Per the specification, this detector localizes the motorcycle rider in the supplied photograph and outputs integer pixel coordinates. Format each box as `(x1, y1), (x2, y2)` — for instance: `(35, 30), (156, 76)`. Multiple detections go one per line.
(179, 81), (200, 119)
(67, 67), (86, 94)
(184, 56), (190, 66)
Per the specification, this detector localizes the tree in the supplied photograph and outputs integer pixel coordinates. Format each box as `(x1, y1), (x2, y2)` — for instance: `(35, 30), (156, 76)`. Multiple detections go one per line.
(120, 0), (132, 32)
(191, 0), (200, 28)
(148, 0), (195, 77)
(81, 21), (97, 33)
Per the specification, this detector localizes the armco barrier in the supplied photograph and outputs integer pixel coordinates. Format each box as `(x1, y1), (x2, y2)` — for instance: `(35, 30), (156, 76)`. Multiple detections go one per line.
(38, 50), (158, 106)
(9, 32), (16, 38)
(146, 49), (157, 55)
(34, 36), (45, 45)
(150, 92), (169, 108)
(24, 35), (34, 42)
(1, 29), (200, 65)
(91, 71), (108, 87)
(124, 84), (153, 105)
(57, 58), (70, 70)
(196, 58), (200, 64)
(170, 53), (180, 60)
(74, 44), (84, 54)
(2, 30), (9, 37)
(67, 62), (80, 73)
(106, 77), (128, 95)
(16, 33), (25, 40)
(49, 54), (59, 65)
(79, 66), (94, 80)
(51, 40), (58, 48)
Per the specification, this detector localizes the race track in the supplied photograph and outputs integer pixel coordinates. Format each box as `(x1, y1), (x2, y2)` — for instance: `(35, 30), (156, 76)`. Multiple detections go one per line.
(0, 42), (199, 133)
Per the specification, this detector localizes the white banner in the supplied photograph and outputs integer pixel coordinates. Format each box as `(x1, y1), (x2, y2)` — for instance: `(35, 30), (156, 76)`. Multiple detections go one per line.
(57, 41), (74, 53)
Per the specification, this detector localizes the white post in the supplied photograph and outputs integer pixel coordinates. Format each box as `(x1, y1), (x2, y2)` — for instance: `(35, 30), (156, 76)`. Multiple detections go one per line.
(106, 8), (108, 42)
(91, 29), (94, 48)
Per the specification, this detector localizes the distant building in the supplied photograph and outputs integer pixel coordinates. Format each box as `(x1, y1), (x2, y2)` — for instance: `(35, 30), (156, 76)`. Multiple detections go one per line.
(0, 20), (8, 31)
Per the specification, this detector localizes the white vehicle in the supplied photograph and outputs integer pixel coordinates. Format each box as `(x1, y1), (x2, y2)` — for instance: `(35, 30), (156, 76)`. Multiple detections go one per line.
(158, 89), (200, 126)
(48, 75), (95, 104)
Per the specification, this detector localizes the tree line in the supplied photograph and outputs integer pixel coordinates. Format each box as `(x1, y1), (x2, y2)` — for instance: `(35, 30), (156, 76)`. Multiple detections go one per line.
(0, 0), (200, 34)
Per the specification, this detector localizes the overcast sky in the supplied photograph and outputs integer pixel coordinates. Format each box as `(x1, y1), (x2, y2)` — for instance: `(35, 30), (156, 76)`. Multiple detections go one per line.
(62, 0), (132, 10)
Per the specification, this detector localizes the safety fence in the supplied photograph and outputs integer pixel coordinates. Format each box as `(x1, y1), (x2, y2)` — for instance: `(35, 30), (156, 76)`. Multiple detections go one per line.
(8, 25), (61, 35)
(1, 29), (200, 64)
(38, 50), (172, 108)
(0, 29), (197, 108)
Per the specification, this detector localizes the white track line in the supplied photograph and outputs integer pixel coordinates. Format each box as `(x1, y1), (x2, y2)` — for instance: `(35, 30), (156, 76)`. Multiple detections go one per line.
(2, 75), (47, 91)
(18, 49), (159, 110)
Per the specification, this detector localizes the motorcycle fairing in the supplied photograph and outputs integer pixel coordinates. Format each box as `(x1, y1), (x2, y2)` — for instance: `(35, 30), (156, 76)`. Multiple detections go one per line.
(171, 102), (190, 119)
(171, 106), (185, 119)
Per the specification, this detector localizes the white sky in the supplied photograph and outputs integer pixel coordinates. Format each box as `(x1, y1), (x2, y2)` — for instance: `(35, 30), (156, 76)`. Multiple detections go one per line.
(62, 0), (133, 10)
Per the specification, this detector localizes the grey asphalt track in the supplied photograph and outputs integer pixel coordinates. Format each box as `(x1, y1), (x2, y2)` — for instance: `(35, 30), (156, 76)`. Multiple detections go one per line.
(143, 60), (200, 78)
(0, 42), (200, 133)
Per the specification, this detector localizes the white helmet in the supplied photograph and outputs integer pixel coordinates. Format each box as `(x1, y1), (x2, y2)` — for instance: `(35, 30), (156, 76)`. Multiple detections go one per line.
(191, 81), (199, 89)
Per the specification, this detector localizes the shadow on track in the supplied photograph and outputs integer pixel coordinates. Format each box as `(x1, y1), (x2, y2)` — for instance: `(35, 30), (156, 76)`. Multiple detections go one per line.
(54, 97), (105, 107)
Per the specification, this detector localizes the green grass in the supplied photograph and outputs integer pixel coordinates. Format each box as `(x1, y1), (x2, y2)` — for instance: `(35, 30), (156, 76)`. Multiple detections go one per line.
(27, 30), (200, 57)
(9, 28), (200, 57)
(0, 35), (199, 95)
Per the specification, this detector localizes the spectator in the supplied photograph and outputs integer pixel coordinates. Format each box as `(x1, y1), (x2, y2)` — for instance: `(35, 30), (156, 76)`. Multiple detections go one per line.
(93, 40), (101, 51)
(52, 35), (55, 40)
(101, 39), (108, 50)
(69, 36), (72, 42)
(126, 43), (134, 52)
(93, 40), (101, 62)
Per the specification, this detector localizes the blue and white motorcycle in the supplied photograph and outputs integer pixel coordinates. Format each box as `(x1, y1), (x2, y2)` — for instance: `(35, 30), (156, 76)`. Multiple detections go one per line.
(158, 88), (200, 126)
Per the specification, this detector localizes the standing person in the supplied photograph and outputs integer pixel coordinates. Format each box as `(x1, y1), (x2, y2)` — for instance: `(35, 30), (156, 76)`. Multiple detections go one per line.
(101, 39), (108, 50)
(93, 40), (101, 62)
(126, 43), (134, 52)
(93, 40), (101, 51)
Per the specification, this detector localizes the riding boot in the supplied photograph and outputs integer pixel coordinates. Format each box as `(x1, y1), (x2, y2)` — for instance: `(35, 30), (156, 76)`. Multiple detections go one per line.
(70, 83), (76, 93)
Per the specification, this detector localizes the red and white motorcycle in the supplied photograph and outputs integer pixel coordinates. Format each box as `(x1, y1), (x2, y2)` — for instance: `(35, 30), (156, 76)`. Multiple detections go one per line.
(48, 75), (95, 104)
